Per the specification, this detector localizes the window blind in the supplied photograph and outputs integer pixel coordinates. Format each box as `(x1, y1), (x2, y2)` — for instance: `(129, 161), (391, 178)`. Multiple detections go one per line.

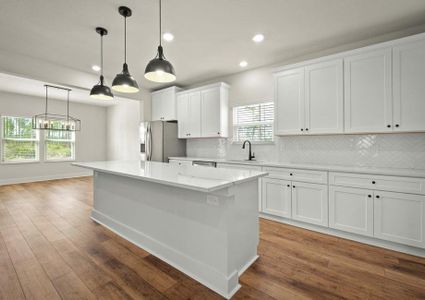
(232, 102), (274, 142)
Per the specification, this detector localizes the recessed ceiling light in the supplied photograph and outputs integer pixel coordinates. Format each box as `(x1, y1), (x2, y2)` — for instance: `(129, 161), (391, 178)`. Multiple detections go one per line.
(239, 60), (248, 68)
(163, 32), (174, 42)
(92, 65), (101, 72)
(252, 34), (264, 43)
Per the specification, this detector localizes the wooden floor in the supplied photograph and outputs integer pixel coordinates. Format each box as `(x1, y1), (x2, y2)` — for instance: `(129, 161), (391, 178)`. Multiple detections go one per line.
(1, 178), (425, 300)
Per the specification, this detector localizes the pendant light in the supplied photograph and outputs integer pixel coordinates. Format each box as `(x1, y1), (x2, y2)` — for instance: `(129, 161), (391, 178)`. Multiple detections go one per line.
(112, 6), (139, 93)
(144, 0), (176, 83)
(90, 27), (114, 100)
(33, 85), (81, 131)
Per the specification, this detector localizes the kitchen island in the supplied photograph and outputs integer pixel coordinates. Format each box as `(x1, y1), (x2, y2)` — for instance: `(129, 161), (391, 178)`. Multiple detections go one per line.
(73, 160), (267, 299)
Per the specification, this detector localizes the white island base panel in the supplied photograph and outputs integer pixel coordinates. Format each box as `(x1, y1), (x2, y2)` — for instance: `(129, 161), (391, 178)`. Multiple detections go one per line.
(91, 171), (259, 299)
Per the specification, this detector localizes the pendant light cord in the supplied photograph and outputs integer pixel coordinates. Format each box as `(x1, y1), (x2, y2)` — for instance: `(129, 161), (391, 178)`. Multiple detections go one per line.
(124, 16), (127, 63)
(67, 90), (70, 122)
(159, 0), (162, 46)
(45, 85), (48, 115)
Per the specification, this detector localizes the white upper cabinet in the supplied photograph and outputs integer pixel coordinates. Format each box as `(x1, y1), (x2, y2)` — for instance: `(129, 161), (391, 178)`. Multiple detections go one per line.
(275, 59), (343, 135)
(201, 86), (228, 138)
(305, 59), (344, 134)
(176, 83), (229, 139)
(344, 48), (393, 133)
(393, 38), (425, 132)
(275, 68), (305, 135)
(177, 92), (201, 138)
(151, 86), (182, 121)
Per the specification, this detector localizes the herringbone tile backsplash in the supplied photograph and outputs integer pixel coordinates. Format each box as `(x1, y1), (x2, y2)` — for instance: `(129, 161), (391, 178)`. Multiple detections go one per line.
(186, 133), (425, 169)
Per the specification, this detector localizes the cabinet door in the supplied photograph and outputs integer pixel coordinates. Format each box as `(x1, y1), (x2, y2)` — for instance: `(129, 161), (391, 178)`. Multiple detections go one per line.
(176, 94), (189, 138)
(151, 93), (163, 121)
(160, 89), (176, 121)
(374, 191), (425, 248)
(393, 39), (425, 132)
(291, 182), (328, 226)
(344, 48), (393, 133)
(262, 177), (292, 218)
(187, 92), (201, 138)
(275, 68), (305, 135)
(305, 59), (343, 134)
(329, 186), (373, 237)
(201, 87), (221, 137)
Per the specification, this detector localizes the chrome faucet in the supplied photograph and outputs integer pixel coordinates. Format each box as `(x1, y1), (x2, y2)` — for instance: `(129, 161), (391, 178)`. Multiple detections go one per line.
(242, 140), (255, 161)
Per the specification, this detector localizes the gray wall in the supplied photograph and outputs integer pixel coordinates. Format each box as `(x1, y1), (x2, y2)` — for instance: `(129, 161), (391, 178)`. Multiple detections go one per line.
(0, 91), (107, 184)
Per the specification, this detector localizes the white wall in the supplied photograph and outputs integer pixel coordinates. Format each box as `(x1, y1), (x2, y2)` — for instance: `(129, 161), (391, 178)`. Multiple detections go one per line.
(0, 91), (107, 184)
(106, 99), (141, 161)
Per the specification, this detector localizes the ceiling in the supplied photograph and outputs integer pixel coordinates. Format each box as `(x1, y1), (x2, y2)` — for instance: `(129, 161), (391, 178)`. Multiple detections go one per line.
(1, 0), (425, 97)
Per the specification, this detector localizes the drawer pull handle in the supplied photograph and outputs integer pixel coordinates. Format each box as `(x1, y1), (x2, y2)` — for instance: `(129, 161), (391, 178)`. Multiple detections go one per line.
(368, 194), (372, 198)
(372, 181), (376, 184)
(376, 195), (380, 199)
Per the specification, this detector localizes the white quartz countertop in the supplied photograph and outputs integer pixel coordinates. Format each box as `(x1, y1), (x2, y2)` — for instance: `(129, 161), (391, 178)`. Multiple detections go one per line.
(169, 157), (425, 178)
(73, 160), (267, 193)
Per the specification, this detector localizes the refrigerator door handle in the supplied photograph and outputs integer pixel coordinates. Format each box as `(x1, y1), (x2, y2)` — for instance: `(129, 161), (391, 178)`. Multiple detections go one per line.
(146, 123), (152, 161)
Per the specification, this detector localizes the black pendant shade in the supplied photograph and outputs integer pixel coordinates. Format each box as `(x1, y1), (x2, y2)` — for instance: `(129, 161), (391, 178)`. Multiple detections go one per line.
(144, 0), (176, 83)
(144, 45), (176, 83)
(90, 75), (114, 100)
(90, 27), (114, 100)
(112, 6), (139, 93)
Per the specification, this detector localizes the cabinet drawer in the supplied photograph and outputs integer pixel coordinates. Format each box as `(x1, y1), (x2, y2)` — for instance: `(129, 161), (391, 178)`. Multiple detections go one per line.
(263, 167), (327, 184)
(169, 160), (192, 167)
(329, 172), (425, 195)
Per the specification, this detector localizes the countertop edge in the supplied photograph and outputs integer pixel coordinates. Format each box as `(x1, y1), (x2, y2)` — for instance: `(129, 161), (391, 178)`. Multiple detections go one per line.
(72, 163), (267, 193)
(168, 157), (425, 178)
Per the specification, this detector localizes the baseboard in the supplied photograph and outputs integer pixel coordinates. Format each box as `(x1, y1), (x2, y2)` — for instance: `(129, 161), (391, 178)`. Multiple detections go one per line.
(91, 209), (241, 299)
(260, 213), (425, 258)
(0, 171), (92, 186)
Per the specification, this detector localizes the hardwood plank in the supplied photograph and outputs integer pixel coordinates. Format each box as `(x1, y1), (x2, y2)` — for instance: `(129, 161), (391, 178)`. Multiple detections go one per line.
(51, 272), (96, 300)
(0, 234), (25, 300)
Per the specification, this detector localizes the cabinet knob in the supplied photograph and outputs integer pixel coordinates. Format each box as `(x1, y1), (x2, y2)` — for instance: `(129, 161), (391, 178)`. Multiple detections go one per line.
(292, 185), (295, 188)
(372, 181), (376, 184)
(376, 195), (380, 199)
(217, 132), (220, 135)
(387, 124), (391, 128)
(289, 173), (293, 176)
(395, 124), (399, 128)
(300, 128), (304, 131)
(305, 128), (309, 131)
(286, 184), (290, 187)
(368, 194), (372, 198)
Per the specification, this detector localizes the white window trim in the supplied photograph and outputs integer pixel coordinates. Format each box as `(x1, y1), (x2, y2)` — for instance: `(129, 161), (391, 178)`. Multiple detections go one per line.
(232, 101), (275, 144)
(1, 115), (40, 164)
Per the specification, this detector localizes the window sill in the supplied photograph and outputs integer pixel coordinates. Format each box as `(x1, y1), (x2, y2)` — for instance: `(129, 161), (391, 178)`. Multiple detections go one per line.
(1, 160), (40, 165)
(231, 141), (275, 145)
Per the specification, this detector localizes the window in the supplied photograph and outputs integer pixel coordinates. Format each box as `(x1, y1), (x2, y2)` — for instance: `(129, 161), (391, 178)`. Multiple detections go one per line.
(1, 116), (39, 162)
(45, 122), (75, 161)
(233, 102), (274, 143)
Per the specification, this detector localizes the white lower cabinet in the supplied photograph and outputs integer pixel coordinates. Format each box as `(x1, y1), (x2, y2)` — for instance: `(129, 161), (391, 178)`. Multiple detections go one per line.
(291, 182), (328, 227)
(374, 191), (425, 248)
(261, 177), (292, 218)
(329, 186), (374, 237)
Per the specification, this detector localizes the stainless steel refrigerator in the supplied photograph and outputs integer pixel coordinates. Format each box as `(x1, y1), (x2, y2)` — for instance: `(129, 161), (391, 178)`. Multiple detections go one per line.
(140, 121), (186, 162)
